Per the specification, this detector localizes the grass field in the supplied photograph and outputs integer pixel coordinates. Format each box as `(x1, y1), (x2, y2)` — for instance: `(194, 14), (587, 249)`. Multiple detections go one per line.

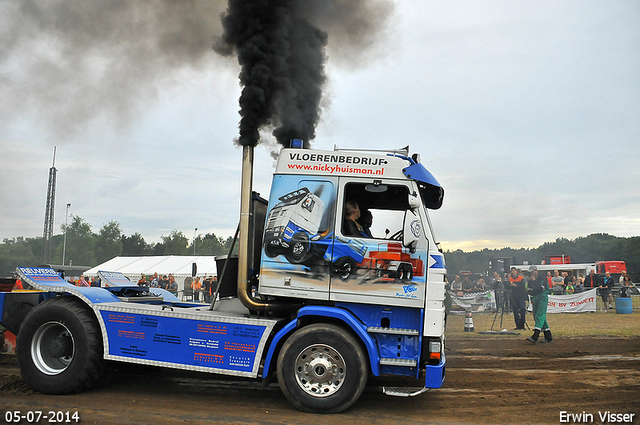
(445, 309), (640, 338)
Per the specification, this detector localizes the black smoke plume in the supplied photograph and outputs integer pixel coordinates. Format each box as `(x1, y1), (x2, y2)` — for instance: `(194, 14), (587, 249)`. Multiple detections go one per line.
(0, 1), (392, 141)
(215, 0), (393, 148)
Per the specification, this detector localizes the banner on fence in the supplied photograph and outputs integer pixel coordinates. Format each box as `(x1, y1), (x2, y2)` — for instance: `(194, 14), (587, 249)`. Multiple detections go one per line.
(527, 288), (596, 313)
(448, 290), (495, 312)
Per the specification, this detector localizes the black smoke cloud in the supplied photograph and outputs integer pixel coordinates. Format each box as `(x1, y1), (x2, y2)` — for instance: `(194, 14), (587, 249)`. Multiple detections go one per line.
(0, 1), (227, 139)
(215, 1), (327, 148)
(216, 0), (394, 148)
(0, 0), (392, 141)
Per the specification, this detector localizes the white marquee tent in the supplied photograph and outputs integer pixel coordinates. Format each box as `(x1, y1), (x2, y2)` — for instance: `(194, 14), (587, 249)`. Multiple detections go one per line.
(85, 255), (218, 290)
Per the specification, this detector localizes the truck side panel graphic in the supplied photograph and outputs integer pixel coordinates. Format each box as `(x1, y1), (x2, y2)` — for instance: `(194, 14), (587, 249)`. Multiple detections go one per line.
(259, 176), (428, 307)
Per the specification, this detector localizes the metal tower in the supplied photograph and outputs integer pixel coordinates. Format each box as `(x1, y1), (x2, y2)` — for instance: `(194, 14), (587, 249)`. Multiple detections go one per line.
(42, 147), (57, 264)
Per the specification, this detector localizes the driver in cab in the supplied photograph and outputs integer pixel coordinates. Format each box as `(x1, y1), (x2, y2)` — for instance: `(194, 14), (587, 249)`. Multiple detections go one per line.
(343, 201), (371, 238)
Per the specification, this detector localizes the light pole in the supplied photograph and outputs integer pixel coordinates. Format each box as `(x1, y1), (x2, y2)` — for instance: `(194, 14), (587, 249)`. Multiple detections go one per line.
(193, 227), (198, 255)
(62, 203), (71, 265)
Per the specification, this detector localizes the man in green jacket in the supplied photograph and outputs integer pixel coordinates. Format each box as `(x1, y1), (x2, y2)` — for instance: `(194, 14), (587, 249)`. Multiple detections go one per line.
(526, 265), (553, 344)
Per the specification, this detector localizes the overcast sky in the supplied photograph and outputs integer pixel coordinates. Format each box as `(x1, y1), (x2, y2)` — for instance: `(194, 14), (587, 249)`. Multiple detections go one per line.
(1, 0), (638, 253)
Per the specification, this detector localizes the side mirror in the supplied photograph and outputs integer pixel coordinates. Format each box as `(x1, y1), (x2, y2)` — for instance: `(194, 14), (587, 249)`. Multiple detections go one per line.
(408, 193), (421, 210)
(403, 210), (421, 253)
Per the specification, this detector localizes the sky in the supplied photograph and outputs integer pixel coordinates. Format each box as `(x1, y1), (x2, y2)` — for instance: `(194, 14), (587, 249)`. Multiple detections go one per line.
(1, 0), (639, 253)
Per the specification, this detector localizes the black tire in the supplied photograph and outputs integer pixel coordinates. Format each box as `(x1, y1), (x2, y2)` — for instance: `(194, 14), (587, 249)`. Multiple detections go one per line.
(17, 296), (105, 394)
(285, 232), (310, 264)
(276, 324), (368, 414)
(264, 242), (279, 258)
(398, 263), (414, 281)
(332, 257), (357, 280)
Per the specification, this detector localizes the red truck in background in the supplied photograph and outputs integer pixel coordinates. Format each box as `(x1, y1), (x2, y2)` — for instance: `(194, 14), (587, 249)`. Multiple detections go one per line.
(541, 256), (626, 275)
(542, 255), (572, 265)
(595, 261), (626, 274)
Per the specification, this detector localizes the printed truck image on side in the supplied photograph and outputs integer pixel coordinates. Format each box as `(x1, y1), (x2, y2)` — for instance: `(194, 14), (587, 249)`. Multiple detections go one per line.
(0, 140), (447, 414)
(263, 187), (324, 264)
(364, 242), (424, 282)
(263, 186), (369, 280)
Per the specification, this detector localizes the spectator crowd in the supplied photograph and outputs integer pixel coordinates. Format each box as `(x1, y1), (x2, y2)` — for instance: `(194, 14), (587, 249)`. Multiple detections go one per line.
(450, 269), (635, 298)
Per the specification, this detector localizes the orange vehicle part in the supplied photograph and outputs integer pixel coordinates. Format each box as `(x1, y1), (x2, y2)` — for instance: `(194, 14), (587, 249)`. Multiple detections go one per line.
(358, 242), (424, 278)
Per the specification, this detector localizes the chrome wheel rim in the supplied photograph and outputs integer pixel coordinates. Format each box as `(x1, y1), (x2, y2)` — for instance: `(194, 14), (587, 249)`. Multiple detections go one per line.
(294, 344), (345, 397)
(31, 321), (75, 375)
(338, 262), (352, 279)
(292, 242), (305, 257)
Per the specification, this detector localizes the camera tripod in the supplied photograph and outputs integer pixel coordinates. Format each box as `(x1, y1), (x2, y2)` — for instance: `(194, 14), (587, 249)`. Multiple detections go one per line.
(490, 289), (506, 330)
(491, 290), (530, 331)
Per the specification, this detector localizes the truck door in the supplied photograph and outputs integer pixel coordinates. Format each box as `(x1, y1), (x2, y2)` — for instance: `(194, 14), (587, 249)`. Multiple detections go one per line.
(259, 175), (337, 300)
(329, 179), (428, 308)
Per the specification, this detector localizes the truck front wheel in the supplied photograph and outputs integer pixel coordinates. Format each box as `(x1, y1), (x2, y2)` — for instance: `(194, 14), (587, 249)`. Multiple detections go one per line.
(264, 242), (280, 258)
(17, 296), (105, 394)
(285, 232), (310, 264)
(277, 324), (368, 413)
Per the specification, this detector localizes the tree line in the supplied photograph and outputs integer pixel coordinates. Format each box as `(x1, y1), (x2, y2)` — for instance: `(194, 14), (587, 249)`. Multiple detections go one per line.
(444, 233), (640, 278)
(0, 215), (236, 277)
(1, 217), (638, 279)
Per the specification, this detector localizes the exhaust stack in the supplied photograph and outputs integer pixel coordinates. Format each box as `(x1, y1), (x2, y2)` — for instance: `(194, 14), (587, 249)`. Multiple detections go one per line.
(237, 145), (291, 314)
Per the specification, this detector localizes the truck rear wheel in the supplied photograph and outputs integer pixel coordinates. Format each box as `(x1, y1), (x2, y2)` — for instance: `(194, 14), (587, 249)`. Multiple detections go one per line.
(277, 324), (368, 413)
(332, 257), (356, 280)
(17, 296), (105, 394)
(398, 263), (414, 281)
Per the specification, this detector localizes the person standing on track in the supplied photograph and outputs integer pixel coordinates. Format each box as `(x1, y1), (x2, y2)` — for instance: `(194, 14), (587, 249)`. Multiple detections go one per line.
(508, 267), (527, 330)
(526, 265), (553, 344)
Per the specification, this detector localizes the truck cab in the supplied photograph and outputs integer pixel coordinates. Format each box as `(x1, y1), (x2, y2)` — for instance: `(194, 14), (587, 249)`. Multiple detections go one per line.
(259, 146), (446, 315)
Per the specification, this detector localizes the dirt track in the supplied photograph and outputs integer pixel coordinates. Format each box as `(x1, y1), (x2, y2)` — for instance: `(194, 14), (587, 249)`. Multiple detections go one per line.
(1, 336), (639, 424)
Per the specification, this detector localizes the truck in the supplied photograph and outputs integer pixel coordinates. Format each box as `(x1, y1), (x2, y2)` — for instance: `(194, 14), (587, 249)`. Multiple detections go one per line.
(594, 260), (626, 275)
(542, 256), (625, 274)
(542, 255), (571, 265)
(0, 140), (447, 413)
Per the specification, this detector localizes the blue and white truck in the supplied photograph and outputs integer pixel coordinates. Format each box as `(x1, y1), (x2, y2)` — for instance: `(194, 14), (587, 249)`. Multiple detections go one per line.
(0, 140), (447, 413)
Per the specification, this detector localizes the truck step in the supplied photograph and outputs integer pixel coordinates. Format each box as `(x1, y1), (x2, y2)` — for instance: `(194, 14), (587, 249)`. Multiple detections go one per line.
(382, 386), (430, 397)
(366, 326), (419, 336)
(379, 357), (417, 367)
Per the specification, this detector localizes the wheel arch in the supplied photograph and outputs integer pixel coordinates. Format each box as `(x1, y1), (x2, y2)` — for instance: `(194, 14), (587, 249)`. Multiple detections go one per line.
(14, 267), (119, 358)
(18, 294), (104, 342)
(262, 306), (380, 378)
(18, 293), (111, 360)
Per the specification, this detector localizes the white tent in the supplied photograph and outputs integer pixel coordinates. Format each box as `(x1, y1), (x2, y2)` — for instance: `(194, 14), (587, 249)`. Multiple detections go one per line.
(85, 255), (219, 290)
